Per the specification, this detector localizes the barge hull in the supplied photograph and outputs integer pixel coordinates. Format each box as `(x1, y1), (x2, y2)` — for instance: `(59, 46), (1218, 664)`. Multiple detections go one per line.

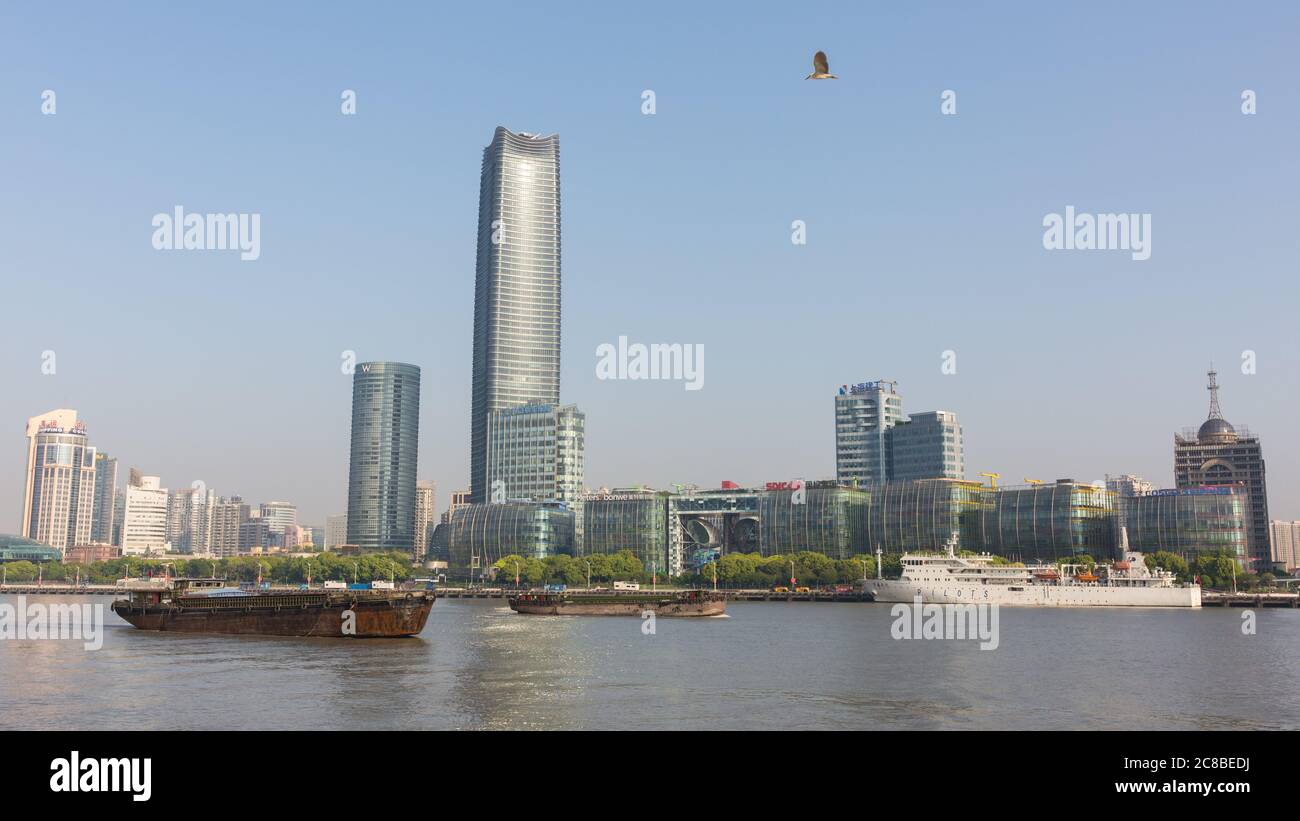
(111, 597), (433, 637)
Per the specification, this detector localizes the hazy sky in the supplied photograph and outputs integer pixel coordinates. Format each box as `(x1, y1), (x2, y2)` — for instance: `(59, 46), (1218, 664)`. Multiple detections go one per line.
(2, 1), (1297, 528)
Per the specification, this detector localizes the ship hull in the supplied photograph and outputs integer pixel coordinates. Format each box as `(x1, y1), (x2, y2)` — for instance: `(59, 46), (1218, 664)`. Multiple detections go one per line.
(111, 594), (434, 637)
(865, 580), (1200, 608)
(509, 596), (726, 617)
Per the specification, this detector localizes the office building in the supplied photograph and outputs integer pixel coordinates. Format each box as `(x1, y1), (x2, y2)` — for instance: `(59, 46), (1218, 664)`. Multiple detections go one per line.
(210, 496), (249, 558)
(325, 513), (348, 551)
(1269, 520), (1300, 572)
(1125, 487), (1248, 559)
(470, 127), (562, 503)
(167, 485), (216, 555)
(446, 501), (575, 575)
(346, 361), (421, 553)
(889, 411), (965, 481)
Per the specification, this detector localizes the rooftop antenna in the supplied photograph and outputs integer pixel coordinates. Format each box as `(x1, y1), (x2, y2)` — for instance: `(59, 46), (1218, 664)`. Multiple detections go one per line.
(1207, 365), (1223, 420)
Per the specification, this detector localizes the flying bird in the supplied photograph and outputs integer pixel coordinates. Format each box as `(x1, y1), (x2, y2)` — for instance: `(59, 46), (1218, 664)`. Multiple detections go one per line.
(805, 51), (838, 80)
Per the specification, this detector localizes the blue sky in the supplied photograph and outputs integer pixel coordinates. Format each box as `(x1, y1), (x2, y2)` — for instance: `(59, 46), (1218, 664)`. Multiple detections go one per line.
(2, 1), (1297, 527)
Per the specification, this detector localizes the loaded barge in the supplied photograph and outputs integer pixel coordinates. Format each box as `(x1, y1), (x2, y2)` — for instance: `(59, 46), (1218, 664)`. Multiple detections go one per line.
(509, 588), (726, 616)
(112, 578), (434, 637)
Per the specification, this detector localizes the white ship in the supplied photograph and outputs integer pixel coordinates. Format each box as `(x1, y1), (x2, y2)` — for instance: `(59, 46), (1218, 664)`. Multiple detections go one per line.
(865, 532), (1200, 608)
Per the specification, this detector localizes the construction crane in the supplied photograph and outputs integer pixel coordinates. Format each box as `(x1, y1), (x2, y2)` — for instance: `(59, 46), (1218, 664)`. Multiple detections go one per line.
(979, 472), (1001, 488)
(1024, 478), (1042, 485)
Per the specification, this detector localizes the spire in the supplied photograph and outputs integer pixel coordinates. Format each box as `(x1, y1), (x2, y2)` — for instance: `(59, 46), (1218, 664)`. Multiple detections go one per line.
(1206, 366), (1223, 420)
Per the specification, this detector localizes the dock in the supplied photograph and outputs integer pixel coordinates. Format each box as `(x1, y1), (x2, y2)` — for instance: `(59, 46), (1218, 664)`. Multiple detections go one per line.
(1201, 592), (1299, 607)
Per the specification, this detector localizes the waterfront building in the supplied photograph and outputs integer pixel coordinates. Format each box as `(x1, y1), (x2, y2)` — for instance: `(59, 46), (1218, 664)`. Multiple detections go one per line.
(1124, 487), (1247, 559)
(666, 489), (760, 575)
(446, 501), (575, 574)
(346, 361), (421, 553)
(21, 410), (97, 553)
(973, 480), (1116, 562)
(581, 490), (669, 571)
(90, 452), (118, 545)
(1269, 521), (1300, 572)
(0, 534), (62, 563)
(324, 513), (348, 551)
(111, 490), (125, 546)
(470, 127), (562, 503)
(239, 518), (272, 554)
(757, 482), (869, 560)
(121, 475), (169, 556)
(1174, 369), (1270, 568)
(863, 478), (990, 555)
(414, 481), (437, 563)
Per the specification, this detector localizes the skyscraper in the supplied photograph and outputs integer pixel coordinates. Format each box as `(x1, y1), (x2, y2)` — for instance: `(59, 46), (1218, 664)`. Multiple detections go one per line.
(210, 496), (249, 558)
(325, 513), (348, 551)
(90, 451), (118, 544)
(346, 361), (421, 553)
(889, 410), (965, 481)
(21, 410), (96, 553)
(1174, 369), (1270, 568)
(259, 501), (298, 536)
(470, 127), (562, 503)
(167, 485), (216, 555)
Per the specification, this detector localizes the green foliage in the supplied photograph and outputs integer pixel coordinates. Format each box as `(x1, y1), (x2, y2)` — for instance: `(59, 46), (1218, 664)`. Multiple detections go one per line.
(681, 551), (880, 589)
(492, 550), (646, 586)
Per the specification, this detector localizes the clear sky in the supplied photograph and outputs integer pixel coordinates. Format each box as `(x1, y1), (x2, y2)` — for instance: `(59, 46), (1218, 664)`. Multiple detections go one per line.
(2, 1), (1297, 528)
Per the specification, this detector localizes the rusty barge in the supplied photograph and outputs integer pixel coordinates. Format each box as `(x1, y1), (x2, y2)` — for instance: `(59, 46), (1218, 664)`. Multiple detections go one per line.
(111, 578), (433, 637)
(508, 589), (726, 616)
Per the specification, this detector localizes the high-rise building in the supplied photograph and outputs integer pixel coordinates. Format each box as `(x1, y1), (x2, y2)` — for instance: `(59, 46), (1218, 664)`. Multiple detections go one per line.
(470, 127), (562, 503)
(325, 513), (348, 551)
(889, 410), (965, 481)
(210, 496), (248, 558)
(111, 489), (125, 546)
(835, 381), (902, 485)
(121, 475), (169, 555)
(1269, 520), (1300, 572)
(835, 382), (963, 485)
(414, 481), (437, 562)
(485, 404), (584, 504)
(167, 485), (216, 555)
(1174, 369), (1270, 568)
(21, 410), (97, 553)
(346, 361), (421, 553)
(90, 452), (118, 545)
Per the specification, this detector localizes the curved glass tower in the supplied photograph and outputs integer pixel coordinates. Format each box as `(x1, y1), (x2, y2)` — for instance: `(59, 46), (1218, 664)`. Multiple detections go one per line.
(471, 127), (561, 503)
(347, 362), (421, 552)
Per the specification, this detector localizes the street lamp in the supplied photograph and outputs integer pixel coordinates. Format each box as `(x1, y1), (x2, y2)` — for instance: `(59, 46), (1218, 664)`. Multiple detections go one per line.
(511, 557), (520, 589)
(583, 559), (591, 590)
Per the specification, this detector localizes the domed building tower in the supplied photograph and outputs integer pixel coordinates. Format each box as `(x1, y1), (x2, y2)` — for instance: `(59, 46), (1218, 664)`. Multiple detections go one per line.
(1174, 368), (1270, 568)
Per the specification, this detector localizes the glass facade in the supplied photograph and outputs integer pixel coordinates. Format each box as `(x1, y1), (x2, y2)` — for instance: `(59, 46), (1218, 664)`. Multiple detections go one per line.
(971, 482), (1116, 561)
(1125, 487), (1247, 559)
(581, 492), (668, 570)
(27, 428), (97, 552)
(889, 411), (964, 481)
(346, 361), (421, 553)
(758, 484), (869, 559)
(865, 479), (989, 554)
(471, 127), (562, 503)
(90, 452), (117, 544)
(485, 403), (584, 505)
(447, 502), (575, 572)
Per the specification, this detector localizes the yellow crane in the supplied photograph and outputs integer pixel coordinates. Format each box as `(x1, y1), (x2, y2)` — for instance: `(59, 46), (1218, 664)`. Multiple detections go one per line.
(1024, 478), (1042, 485)
(979, 472), (1001, 488)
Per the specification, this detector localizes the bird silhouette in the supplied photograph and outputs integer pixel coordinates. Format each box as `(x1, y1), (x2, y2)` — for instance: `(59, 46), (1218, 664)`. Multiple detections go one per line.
(805, 51), (838, 80)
